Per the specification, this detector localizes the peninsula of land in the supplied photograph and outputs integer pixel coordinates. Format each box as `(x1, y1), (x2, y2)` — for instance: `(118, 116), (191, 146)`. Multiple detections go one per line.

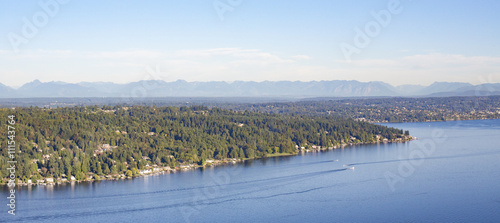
(0, 105), (413, 186)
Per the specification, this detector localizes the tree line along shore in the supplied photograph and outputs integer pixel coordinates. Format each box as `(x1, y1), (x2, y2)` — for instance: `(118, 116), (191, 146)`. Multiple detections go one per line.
(0, 106), (413, 186)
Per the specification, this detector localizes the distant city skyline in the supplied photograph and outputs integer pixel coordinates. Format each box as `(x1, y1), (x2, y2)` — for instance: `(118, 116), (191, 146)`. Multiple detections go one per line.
(1, 0), (499, 87)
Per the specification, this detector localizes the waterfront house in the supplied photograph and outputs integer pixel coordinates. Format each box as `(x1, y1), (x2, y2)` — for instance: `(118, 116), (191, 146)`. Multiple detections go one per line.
(139, 169), (152, 174)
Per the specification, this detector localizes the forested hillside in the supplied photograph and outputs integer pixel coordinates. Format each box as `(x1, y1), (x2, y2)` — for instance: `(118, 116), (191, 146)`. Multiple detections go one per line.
(3, 96), (498, 123)
(0, 106), (409, 184)
(227, 96), (500, 122)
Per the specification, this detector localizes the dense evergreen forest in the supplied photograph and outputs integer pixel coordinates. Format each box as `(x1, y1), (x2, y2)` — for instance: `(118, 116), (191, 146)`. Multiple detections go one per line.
(2, 96), (498, 123)
(0, 106), (409, 184)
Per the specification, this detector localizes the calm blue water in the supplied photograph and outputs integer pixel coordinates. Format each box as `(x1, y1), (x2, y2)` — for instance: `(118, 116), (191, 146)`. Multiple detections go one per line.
(2, 119), (500, 222)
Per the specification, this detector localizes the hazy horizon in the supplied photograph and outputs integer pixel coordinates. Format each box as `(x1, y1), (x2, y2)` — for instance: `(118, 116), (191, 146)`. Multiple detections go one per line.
(1, 1), (499, 87)
(1, 78), (496, 90)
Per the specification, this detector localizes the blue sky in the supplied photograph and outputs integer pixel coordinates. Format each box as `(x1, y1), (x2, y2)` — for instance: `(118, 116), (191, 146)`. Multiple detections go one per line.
(1, 0), (499, 87)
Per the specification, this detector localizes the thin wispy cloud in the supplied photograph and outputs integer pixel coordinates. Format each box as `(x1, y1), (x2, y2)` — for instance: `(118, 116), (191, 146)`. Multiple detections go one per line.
(291, 55), (311, 60)
(176, 48), (295, 64)
(90, 50), (163, 59)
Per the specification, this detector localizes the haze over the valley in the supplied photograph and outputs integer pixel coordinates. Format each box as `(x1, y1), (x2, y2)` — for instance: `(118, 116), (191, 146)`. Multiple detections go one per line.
(1, 79), (499, 98)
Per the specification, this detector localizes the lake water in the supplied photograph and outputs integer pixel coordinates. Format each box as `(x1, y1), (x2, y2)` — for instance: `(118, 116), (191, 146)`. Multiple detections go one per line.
(2, 119), (500, 222)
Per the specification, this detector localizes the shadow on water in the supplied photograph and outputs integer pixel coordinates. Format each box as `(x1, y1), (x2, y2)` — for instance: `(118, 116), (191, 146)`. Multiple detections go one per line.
(10, 167), (353, 222)
(21, 165), (350, 202)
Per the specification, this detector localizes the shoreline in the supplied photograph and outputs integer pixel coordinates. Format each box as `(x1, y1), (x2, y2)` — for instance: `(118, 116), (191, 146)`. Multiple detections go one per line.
(2, 136), (415, 188)
(370, 117), (500, 124)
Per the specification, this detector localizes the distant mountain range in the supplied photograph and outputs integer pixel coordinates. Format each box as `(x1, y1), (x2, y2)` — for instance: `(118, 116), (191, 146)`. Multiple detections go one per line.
(1, 80), (499, 98)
